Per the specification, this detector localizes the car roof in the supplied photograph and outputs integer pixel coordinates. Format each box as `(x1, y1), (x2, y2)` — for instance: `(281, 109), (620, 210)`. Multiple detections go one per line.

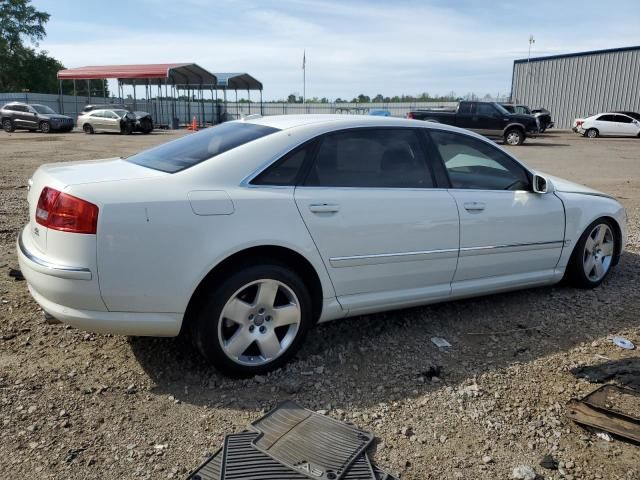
(245, 114), (429, 130)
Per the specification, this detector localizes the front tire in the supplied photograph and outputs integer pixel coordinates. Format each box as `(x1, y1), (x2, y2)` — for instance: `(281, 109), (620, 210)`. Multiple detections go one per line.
(585, 128), (599, 138)
(504, 128), (524, 145)
(83, 123), (94, 134)
(567, 218), (618, 289)
(2, 118), (15, 132)
(40, 121), (51, 133)
(191, 262), (313, 377)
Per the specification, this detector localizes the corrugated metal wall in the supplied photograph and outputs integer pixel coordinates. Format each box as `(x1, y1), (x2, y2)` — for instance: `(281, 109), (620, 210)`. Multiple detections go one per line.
(512, 48), (640, 129)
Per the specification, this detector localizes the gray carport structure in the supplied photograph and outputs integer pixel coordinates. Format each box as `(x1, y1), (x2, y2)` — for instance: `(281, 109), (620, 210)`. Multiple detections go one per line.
(55, 65), (264, 127)
(214, 73), (264, 118)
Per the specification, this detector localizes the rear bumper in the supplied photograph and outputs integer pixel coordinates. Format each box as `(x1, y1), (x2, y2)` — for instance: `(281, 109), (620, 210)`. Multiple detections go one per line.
(27, 285), (181, 336)
(17, 228), (181, 337)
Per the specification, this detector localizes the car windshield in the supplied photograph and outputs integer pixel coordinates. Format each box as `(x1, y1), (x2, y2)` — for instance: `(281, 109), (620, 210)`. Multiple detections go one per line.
(126, 122), (280, 173)
(493, 103), (511, 115)
(32, 105), (56, 114)
(112, 110), (129, 118)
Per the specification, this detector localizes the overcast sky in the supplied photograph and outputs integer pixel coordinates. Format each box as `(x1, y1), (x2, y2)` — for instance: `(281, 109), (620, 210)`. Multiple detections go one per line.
(32, 0), (640, 101)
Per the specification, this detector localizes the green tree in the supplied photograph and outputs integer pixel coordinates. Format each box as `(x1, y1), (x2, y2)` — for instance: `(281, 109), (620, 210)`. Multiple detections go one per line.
(0, 1), (103, 96)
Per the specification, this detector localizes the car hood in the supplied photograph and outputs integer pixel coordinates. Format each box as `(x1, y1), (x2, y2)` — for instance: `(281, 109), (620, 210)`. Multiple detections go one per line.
(542, 173), (614, 199)
(132, 111), (151, 118)
(41, 114), (73, 120)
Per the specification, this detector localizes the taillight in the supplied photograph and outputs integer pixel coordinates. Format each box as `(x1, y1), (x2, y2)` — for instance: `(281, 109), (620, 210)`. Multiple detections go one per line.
(36, 187), (98, 234)
(407, 112), (414, 119)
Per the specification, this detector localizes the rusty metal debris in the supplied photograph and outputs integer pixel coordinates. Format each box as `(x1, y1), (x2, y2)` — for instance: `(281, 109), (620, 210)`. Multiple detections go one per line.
(567, 384), (640, 444)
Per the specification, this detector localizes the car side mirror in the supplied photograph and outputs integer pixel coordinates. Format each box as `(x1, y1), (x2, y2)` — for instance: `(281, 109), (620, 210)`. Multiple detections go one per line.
(532, 174), (552, 194)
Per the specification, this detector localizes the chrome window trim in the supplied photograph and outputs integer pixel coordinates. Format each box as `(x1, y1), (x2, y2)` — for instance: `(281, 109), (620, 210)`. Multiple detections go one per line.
(18, 234), (92, 280)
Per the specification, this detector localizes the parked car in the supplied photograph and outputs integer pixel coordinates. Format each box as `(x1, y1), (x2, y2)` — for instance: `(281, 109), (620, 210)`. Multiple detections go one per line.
(407, 101), (539, 145)
(573, 112), (640, 138)
(368, 109), (391, 117)
(531, 108), (554, 132)
(500, 104), (555, 133)
(77, 108), (136, 134)
(81, 104), (153, 133)
(17, 115), (626, 376)
(1, 102), (74, 133)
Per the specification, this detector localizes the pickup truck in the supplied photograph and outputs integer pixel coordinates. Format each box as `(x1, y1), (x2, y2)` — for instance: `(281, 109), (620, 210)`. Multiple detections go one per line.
(406, 101), (539, 145)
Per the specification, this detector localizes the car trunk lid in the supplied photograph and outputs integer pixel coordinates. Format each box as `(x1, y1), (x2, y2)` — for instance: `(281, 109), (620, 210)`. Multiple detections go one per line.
(27, 158), (166, 253)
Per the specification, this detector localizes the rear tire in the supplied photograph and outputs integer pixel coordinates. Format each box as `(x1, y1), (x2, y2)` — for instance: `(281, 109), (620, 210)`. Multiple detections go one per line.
(585, 128), (599, 138)
(504, 127), (524, 146)
(190, 262), (313, 377)
(566, 218), (618, 289)
(2, 118), (15, 132)
(40, 121), (51, 133)
(83, 124), (94, 134)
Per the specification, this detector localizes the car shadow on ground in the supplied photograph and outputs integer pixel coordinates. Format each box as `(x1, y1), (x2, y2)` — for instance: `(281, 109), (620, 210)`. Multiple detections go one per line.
(129, 250), (640, 411)
(517, 142), (571, 147)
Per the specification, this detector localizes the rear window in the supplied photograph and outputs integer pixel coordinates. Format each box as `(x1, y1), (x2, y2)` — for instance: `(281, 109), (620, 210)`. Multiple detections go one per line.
(126, 122), (280, 173)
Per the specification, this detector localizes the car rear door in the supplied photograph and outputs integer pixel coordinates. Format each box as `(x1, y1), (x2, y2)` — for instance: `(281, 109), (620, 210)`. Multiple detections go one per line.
(428, 129), (565, 294)
(12, 105), (32, 128)
(594, 114), (616, 135)
(293, 127), (460, 313)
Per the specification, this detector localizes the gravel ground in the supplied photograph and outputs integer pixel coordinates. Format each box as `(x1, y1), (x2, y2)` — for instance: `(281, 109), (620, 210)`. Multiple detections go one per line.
(1, 129), (639, 479)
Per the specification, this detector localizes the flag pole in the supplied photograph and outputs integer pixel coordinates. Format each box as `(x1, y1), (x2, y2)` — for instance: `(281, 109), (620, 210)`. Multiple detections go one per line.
(302, 50), (306, 105)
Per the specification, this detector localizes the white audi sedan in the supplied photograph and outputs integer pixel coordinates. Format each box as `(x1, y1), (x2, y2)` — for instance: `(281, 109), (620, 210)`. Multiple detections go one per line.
(18, 115), (626, 376)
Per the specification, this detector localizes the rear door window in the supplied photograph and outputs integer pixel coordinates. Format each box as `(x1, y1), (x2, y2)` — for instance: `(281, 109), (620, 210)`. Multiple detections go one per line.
(304, 128), (433, 188)
(127, 122), (280, 173)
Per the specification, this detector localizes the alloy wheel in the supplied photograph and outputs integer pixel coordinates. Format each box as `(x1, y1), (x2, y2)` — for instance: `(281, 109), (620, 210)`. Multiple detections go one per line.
(506, 131), (521, 145)
(582, 223), (614, 282)
(217, 279), (301, 366)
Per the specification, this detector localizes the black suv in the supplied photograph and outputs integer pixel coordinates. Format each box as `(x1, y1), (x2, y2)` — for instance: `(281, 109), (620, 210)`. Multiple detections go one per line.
(81, 104), (153, 133)
(1, 102), (74, 133)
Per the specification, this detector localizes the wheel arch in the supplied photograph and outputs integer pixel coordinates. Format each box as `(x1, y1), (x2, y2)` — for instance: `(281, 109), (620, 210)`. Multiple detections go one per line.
(181, 245), (325, 335)
(503, 123), (526, 135)
(567, 214), (624, 268)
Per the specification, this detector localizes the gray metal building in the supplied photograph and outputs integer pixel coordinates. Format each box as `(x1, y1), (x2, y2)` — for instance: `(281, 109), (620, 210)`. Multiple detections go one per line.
(511, 46), (640, 129)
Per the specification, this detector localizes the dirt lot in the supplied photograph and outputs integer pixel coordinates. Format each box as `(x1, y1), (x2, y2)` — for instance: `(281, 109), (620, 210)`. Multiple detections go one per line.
(1, 129), (639, 480)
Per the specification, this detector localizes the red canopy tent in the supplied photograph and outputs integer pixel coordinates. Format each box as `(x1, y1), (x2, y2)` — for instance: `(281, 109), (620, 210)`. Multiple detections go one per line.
(57, 63), (220, 127)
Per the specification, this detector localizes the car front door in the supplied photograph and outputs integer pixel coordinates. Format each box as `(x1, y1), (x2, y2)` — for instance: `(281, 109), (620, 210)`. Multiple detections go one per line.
(293, 127), (460, 313)
(428, 129), (565, 295)
(613, 114), (640, 136)
(472, 103), (504, 136)
(103, 111), (122, 131)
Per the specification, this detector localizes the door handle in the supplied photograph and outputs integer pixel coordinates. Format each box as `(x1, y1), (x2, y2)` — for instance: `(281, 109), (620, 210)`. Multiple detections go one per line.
(463, 201), (485, 212)
(309, 203), (340, 213)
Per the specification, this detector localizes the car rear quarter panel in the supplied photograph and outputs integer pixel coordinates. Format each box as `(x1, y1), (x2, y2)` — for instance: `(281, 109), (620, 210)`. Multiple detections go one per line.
(67, 141), (335, 317)
(554, 192), (626, 269)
